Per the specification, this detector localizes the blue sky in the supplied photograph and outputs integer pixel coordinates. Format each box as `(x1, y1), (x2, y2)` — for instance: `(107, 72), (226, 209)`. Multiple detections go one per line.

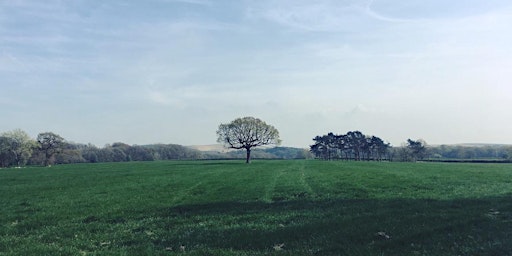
(1, 0), (511, 147)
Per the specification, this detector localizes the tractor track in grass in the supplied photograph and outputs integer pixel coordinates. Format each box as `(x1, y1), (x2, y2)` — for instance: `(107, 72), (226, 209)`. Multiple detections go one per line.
(298, 161), (316, 199)
(262, 164), (286, 203)
(263, 161), (317, 202)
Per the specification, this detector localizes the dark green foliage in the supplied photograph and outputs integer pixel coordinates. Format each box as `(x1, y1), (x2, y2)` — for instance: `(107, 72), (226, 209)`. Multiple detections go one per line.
(406, 139), (428, 161)
(1, 161), (512, 255)
(311, 131), (390, 161)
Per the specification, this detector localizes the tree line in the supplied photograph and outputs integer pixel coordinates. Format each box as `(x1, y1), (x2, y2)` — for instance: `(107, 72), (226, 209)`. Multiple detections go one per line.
(310, 130), (512, 162)
(0, 129), (201, 168)
(0, 128), (310, 168)
(2, 126), (511, 167)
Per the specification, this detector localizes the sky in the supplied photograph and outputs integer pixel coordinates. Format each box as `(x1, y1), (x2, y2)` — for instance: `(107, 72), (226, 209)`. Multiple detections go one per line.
(1, 0), (512, 148)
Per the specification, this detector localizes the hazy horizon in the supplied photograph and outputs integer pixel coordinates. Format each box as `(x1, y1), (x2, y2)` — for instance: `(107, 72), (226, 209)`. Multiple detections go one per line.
(2, 0), (511, 148)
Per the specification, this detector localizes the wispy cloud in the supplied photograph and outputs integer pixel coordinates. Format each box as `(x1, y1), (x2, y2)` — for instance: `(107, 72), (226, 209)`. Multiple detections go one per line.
(246, 0), (372, 32)
(363, 0), (422, 23)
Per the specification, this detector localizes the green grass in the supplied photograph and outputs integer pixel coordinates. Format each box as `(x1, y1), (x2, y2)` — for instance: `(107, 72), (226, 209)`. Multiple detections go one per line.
(1, 160), (512, 255)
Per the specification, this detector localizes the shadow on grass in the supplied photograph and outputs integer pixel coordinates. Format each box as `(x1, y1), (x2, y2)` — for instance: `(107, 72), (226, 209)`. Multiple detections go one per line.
(151, 196), (512, 255)
(7, 196), (512, 255)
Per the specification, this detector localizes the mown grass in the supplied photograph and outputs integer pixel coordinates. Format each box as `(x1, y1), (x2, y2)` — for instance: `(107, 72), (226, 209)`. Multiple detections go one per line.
(1, 160), (512, 255)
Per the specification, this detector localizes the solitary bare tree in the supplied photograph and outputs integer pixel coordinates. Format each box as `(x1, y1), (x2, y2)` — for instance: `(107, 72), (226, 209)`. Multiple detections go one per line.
(217, 117), (281, 163)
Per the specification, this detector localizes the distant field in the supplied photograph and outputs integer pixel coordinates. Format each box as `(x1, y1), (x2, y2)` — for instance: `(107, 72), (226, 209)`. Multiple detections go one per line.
(1, 160), (512, 255)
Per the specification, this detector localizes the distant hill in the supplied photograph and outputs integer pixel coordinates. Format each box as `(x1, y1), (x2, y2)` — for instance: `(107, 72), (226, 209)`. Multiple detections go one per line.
(454, 143), (512, 147)
(188, 144), (231, 152)
(188, 145), (312, 160)
(429, 143), (512, 147)
(428, 143), (512, 161)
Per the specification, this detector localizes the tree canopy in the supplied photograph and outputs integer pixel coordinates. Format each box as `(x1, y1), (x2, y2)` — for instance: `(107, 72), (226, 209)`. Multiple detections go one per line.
(37, 132), (65, 166)
(217, 117), (281, 163)
(406, 139), (428, 161)
(0, 129), (35, 167)
(310, 131), (390, 161)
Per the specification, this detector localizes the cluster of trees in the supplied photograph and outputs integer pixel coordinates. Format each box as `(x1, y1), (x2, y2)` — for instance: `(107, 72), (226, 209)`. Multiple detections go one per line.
(0, 129), (201, 168)
(66, 143), (202, 164)
(310, 131), (391, 161)
(0, 130), (27, 167)
(309, 131), (512, 163)
(309, 131), (430, 162)
(393, 139), (428, 162)
(0, 129), (58, 168)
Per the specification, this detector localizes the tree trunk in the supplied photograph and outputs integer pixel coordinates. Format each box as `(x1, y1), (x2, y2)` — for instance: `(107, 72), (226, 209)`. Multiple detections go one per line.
(45, 151), (51, 167)
(245, 148), (251, 164)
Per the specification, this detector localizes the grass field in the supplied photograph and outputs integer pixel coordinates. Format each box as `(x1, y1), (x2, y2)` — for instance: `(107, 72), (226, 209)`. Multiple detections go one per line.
(1, 160), (512, 255)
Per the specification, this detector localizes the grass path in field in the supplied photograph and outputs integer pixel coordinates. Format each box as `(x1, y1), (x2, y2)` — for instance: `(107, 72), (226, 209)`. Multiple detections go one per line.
(1, 160), (512, 255)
